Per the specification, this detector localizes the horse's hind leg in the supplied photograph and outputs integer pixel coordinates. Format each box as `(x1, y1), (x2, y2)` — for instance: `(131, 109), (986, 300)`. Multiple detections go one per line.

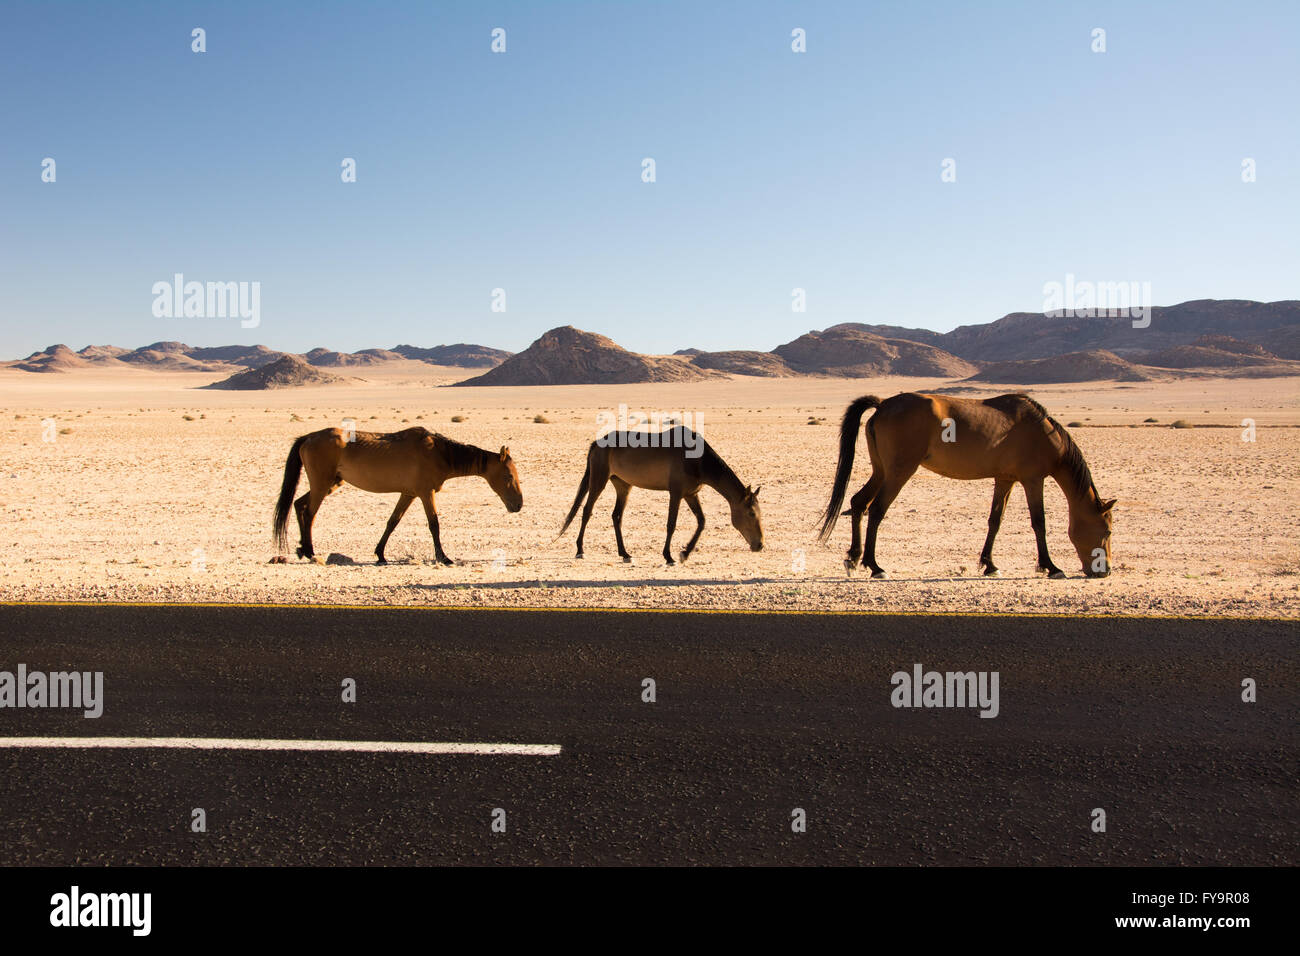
(375, 493), (415, 565)
(298, 479), (340, 561)
(978, 479), (1014, 576)
(1023, 478), (1064, 578)
(575, 461), (609, 559)
(679, 493), (705, 562)
(610, 477), (632, 563)
(844, 473), (882, 573)
(861, 466), (917, 578)
(294, 493), (312, 558)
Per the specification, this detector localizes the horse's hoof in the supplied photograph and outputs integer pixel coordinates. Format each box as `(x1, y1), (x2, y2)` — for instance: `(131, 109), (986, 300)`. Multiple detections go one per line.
(375, 557), (387, 566)
(678, 551), (689, 563)
(843, 558), (855, 574)
(575, 552), (584, 560)
(982, 566), (1000, 577)
(870, 569), (889, 579)
(664, 557), (675, 566)
(1048, 569), (1066, 579)
(622, 555), (633, 564)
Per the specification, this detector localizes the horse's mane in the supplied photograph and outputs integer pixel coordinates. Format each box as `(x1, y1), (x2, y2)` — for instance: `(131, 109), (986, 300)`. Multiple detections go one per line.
(1014, 395), (1098, 500)
(433, 432), (489, 472)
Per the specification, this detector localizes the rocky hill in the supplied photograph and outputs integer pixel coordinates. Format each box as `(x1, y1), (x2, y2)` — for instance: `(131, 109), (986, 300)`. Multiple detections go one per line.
(774, 328), (977, 378)
(454, 326), (711, 386)
(202, 354), (347, 389)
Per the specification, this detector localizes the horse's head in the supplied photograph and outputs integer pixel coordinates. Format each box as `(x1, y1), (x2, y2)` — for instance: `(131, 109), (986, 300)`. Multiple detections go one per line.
(486, 446), (523, 513)
(731, 485), (764, 552)
(1070, 495), (1115, 577)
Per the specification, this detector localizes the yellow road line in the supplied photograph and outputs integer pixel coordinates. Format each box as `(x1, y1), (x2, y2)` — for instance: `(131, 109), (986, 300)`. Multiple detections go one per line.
(0, 600), (1291, 622)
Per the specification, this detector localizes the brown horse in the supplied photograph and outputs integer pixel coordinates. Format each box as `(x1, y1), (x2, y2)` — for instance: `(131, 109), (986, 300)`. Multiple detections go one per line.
(819, 393), (1115, 579)
(273, 426), (522, 565)
(559, 427), (764, 564)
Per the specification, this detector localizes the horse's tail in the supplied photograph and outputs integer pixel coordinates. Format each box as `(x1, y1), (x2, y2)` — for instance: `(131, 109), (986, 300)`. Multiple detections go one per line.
(557, 449), (593, 538)
(272, 435), (308, 550)
(818, 395), (881, 541)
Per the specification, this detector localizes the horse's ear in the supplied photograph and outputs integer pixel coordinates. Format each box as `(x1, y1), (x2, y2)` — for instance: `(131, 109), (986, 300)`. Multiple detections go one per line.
(499, 445), (509, 459)
(752, 485), (761, 497)
(1100, 497), (1117, 513)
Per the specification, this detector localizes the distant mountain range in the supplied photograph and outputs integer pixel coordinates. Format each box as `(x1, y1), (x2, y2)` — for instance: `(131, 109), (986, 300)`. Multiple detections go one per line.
(5, 341), (510, 375)
(838, 299), (1300, 362)
(5, 299), (1298, 386)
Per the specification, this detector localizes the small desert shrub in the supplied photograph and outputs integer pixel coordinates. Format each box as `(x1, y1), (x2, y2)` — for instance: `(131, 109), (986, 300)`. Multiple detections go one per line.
(182, 414), (195, 422)
(533, 414), (551, 423)
(1066, 421), (1083, 428)
(1171, 419), (1193, 429)
(58, 427), (72, 435)
(451, 415), (466, 423)
(1144, 417), (1158, 423)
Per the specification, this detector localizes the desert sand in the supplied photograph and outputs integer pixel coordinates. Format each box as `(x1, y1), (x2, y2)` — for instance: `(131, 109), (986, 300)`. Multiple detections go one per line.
(1, 362), (1296, 617)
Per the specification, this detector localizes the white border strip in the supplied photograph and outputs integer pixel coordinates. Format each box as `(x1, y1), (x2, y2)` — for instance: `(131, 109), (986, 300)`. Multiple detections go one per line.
(0, 737), (560, 756)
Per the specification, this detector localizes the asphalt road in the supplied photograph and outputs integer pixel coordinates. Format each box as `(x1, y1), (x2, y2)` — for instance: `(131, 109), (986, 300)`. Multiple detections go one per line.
(0, 604), (1294, 865)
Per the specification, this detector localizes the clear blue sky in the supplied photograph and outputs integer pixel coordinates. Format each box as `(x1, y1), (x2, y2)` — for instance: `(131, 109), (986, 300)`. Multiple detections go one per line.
(1, 0), (1296, 357)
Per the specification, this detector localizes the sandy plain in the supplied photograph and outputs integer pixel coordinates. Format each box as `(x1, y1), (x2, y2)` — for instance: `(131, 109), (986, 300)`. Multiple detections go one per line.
(0, 362), (1296, 617)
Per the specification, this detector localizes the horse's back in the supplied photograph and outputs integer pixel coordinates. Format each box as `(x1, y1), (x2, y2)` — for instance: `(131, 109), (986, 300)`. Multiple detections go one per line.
(330, 426), (437, 493)
(870, 392), (1057, 481)
(598, 428), (709, 491)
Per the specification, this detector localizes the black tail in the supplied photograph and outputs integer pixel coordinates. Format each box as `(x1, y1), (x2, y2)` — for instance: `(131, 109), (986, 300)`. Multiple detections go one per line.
(272, 435), (307, 550)
(557, 454), (593, 538)
(818, 395), (881, 541)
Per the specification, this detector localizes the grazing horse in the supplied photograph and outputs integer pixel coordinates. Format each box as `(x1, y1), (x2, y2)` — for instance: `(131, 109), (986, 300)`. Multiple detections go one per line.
(272, 426), (522, 565)
(818, 393), (1115, 579)
(558, 427), (764, 564)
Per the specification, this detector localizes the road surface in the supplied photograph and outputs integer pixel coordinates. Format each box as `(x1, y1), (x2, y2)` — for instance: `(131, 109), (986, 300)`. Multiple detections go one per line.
(0, 604), (1293, 865)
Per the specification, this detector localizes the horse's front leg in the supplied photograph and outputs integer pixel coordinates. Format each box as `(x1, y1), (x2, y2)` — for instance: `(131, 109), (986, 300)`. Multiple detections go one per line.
(421, 492), (454, 565)
(678, 494), (705, 563)
(1024, 479), (1064, 578)
(662, 491), (682, 565)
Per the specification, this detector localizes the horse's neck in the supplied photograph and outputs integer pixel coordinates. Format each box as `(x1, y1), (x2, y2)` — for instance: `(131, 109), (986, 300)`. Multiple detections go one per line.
(442, 440), (488, 478)
(701, 449), (745, 503)
(1051, 464), (1097, 515)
